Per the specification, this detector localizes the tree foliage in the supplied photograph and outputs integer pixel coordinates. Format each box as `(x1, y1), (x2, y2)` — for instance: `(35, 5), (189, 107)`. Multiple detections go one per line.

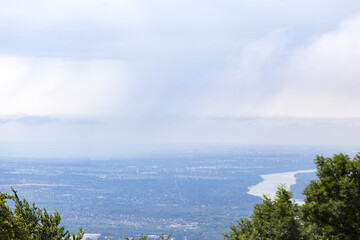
(225, 153), (360, 240)
(224, 185), (304, 240)
(0, 188), (84, 240)
(125, 233), (173, 240)
(302, 153), (360, 239)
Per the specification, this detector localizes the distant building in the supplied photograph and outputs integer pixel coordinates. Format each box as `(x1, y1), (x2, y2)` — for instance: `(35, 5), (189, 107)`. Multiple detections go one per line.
(81, 233), (101, 240)
(146, 235), (174, 240)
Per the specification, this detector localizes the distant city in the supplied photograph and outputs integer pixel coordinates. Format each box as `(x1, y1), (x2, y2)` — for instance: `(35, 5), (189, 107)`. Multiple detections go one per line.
(0, 145), (357, 239)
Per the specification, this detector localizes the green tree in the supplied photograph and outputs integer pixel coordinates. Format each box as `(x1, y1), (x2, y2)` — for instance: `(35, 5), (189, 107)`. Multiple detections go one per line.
(0, 188), (84, 240)
(125, 233), (172, 240)
(302, 153), (360, 240)
(225, 153), (360, 240)
(224, 185), (304, 240)
(0, 192), (27, 239)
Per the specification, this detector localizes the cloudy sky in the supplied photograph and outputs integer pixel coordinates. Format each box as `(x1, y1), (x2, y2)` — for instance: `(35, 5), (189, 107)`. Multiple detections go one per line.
(1, 0), (360, 157)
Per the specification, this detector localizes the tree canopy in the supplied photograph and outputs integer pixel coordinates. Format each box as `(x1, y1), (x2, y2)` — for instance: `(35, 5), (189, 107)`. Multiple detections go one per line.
(125, 233), (172, 240)
(224, 185), (304, 240)
(0, 188), (84, 240)
(225, 153), (360, 240)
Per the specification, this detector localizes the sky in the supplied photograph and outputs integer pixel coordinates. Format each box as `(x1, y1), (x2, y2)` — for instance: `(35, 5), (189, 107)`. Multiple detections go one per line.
(1, 0), (360, 157)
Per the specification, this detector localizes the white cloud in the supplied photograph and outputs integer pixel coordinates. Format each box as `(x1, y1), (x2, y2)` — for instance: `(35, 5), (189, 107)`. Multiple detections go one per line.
(198, 30), (288, 117)
(269, 15), (360, 118)
(0, 0), (145, 31)
(2, 0), (360, 59)
(199, 14), (360, 119)
(1, 1), (360, 151)
(0, 56), (130, 116)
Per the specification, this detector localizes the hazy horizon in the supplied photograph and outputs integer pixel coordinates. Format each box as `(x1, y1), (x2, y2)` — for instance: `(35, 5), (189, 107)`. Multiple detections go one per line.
(1, 142), (359, 159)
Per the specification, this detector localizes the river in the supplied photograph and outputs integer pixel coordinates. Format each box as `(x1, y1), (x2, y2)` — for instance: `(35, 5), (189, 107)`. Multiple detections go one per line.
(247, 169), (315, 203)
